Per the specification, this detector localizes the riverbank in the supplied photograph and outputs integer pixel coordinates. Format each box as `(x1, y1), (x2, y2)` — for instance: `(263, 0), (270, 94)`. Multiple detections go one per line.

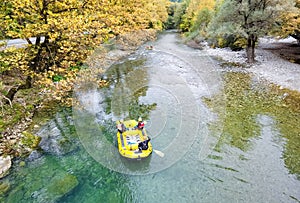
(202, 37), (300, 92)
(0, 29), (158, 177)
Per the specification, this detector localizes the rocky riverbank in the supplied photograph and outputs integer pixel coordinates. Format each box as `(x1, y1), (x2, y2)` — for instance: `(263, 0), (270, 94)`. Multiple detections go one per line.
(202, 37), (300, 92)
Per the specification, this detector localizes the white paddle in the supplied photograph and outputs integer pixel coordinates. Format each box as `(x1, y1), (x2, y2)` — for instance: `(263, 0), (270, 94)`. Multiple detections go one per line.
(153, 149), (164, 157)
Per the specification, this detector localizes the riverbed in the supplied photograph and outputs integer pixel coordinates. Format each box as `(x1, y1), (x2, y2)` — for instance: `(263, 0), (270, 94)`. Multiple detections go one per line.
(1, 31), (299, 203)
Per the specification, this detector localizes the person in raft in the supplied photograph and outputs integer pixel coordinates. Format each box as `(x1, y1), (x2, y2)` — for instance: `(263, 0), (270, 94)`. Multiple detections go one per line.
(136, 117), (145, 130)
(138, 137), (151, 152)
(116, 119), (126, 133)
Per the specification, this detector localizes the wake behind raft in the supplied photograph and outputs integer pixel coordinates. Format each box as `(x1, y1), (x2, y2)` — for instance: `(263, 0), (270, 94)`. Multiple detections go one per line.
(116, 119), (152, 159)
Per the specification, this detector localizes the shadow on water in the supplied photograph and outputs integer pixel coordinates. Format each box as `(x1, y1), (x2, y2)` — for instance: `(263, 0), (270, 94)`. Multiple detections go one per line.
(204, 72), (300, 178)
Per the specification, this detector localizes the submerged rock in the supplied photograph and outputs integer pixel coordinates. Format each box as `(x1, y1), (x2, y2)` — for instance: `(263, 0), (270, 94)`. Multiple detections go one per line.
(0, 156), (11, 178)
(31, 172), (78, 203)
(36, 112), (78, 156)
(26, 150), (43, 162)
(0, 181), (10, 197)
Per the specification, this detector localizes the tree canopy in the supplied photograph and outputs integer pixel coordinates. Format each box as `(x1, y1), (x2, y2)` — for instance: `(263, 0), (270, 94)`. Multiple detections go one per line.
(0, 0), (169, 104)
(277, 0), (300, 43)
(174, 0), (298, 63)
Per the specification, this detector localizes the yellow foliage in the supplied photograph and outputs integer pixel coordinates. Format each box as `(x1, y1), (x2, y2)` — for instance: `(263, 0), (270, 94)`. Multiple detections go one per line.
(280, 1), (300, 37)
(0, 0), (169, 106)
(180, 0), (215, 32)
(186, 0), (215, 23)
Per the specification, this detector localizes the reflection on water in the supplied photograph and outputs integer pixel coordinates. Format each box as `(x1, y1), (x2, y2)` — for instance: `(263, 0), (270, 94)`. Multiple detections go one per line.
(205, 72), (300, 178)
(103, 57), (157, 120)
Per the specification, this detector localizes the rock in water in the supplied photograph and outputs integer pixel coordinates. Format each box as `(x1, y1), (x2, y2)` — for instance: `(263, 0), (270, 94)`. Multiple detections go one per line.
(32, 172), (79, 203)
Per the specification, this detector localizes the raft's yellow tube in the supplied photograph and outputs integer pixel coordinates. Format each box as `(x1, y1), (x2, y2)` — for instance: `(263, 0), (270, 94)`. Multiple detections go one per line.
(117, 120), (152, 159)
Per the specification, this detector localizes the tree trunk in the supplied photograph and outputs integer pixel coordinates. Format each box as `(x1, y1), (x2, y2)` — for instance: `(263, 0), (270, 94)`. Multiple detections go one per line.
(5, 76), (32, 104)
(290, 30), (300, 45)
(246, 34), (257, 63)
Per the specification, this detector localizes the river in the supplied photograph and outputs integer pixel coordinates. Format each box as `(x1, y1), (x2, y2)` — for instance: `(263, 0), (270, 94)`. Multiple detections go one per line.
(1, 31), (299, 203)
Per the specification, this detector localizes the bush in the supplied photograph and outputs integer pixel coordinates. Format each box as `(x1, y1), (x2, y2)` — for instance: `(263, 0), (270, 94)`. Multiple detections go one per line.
(208, 34), (246, 51)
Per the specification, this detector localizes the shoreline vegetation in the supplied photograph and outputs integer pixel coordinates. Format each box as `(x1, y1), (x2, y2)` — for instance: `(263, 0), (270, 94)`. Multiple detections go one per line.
(0, 0), (171, 178)
(0, 29), (158, 177)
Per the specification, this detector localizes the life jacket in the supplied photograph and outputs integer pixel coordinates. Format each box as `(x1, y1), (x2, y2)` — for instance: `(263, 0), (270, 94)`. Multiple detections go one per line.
(138, 122), (144, 129)
(138, 139), (150, 150)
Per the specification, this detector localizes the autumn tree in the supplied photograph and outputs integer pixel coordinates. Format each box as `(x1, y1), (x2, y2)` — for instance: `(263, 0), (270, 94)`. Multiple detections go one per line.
(0, 0), (169, 104)
(207, 0), (295, 63)
(277, 0), (300, 44)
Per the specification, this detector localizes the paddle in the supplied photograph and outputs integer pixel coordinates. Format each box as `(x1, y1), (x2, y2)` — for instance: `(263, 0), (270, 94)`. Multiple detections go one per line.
(153, 149), (164, 157)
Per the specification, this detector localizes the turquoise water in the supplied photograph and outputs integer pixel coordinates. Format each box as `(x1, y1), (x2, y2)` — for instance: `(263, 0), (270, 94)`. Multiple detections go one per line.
(1, 32), (300, 202)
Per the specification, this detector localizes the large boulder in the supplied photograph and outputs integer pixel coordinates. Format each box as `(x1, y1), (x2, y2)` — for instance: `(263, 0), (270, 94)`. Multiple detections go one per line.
(31, 172), (79, 203)
(0, 156), (11, 178)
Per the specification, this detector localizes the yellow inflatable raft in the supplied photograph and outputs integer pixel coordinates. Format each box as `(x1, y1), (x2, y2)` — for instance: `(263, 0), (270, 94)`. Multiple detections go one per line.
(117, 120), (152, 159)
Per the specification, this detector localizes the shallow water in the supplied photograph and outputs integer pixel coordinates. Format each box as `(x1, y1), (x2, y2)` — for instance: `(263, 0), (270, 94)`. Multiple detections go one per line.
(1, 32), (300, 203)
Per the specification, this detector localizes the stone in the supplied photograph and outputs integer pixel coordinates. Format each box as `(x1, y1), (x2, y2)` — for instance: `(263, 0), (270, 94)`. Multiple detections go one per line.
(32, 173), (79, 203)
(0, 181), (10, 196)
(19, 161), (26, 167)
(26, 150), (43, 162)
(37, 118), (78, 156)
(0, 156), (11, 178)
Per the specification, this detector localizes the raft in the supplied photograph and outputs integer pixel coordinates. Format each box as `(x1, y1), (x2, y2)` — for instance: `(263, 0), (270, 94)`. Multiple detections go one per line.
(117, 120), (152, 159)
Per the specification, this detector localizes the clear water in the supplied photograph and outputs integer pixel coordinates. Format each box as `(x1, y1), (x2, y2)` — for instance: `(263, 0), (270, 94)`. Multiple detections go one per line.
(1, 32), (299, 203)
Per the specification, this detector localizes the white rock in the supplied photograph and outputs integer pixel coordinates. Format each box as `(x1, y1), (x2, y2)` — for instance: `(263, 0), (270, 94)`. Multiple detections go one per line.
(0, 156), (12, 178)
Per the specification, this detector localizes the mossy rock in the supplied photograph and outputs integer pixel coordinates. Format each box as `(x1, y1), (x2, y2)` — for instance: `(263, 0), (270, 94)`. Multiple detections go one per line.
(0, 181), (10, 197)
(19, 161), (26, 167)
(21, 131), (41, 149)
(32, 173), (79, 203)
(47, 173), (78, 198)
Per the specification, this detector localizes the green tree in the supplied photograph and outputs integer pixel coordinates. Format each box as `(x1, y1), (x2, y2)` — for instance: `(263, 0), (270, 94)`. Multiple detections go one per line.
(178, 0), (215, 34)
(173, 2), (188, 29)
(207, 0), (295, 63)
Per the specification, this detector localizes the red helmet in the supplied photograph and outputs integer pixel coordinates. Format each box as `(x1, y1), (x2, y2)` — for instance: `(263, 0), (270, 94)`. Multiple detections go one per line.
(139, 123), (145, 127)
